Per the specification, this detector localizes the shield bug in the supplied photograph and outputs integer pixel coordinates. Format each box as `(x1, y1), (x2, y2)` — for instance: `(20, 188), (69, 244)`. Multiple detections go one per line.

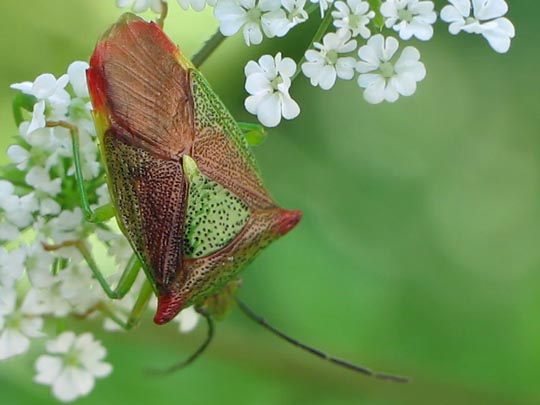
(86, 12), (302, 326)
(52, 13), (405, 381)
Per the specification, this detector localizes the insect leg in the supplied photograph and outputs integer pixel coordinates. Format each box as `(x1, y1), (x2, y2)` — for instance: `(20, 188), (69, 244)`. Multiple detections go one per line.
(237, 122), (267, 146)
(46, 120), (115, 223)
(44, 241), (148, 328)
(156, 0), (168, 28)
(92, 279), (153, 330)
(125, 279), (154, 329)
(77, 243), (142, 300)
(149, 309), (215, 375)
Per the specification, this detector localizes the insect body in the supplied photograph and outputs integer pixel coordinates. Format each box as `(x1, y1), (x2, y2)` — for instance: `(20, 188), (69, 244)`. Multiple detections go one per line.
(87, 13), (301, 325)
(77, 13), (405, 381)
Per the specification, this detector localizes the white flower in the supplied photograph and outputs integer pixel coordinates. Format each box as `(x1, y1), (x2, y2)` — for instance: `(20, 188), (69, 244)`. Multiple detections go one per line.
(116, 0), (165, 13)
(39, 198), (61, 216)
(174, 306), (201, 333)
(0, 223), (19, 242)
(7, 144), (31, 170)
(440, 0), (515, 53)
(96, 228), (132, 267)
(22, 287), (72, 317)
(332, 0), (375, 39)
(95, 184), (112, 208)
(24, 243), (56, 288)
(67, 61), (90, 99)
(310, 0), (334, 17)
(214, 0), (281, 46)
(6, 193), (38, 229)
(177, 0), (215, 11)
(0, 185), (38, 230)
(23, 251), (99, 317)
(0, 287), (44, 360)
(262, 0), (308, 37)
(18, 122), (54, 152)
(34, 332), (112, 402)
(356, 35), (426, 103)
(58, 265), (103, 314)
(244, 53), (300, 127)
(11, 73), (69, 102)
(27, 100), (47, 135)
(0, 180), (17, 209)
(38, 208), (85, 244)
(0, 247), (26, 287)
(25, 166), (62, 196)
(380, 0), (437, 41)
(11, 73), (70, 121)
(301, 31), (357, 90)
(0, 181), (37, 238)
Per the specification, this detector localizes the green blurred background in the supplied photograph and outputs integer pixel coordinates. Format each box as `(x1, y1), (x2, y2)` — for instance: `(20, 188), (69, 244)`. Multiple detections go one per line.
(1, 1), (539, 404)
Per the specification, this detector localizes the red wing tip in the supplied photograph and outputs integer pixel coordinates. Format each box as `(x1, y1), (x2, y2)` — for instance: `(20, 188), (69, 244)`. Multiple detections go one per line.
(154, 294), (184, 325)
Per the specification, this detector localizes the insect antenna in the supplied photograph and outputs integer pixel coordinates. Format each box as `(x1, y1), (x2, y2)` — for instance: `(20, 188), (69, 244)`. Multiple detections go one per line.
(148, 309), (215, 375)
(235, 298), (409, 383)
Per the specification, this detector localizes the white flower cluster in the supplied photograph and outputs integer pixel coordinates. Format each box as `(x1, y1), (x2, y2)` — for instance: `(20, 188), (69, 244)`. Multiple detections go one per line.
(441, 0), (515, 54)
(2, 62), (200, 402)
(117, 0), (515, 127)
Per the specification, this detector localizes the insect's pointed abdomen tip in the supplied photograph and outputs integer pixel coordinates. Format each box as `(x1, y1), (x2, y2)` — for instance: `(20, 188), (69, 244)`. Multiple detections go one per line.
(275, 209), (302, 236)
(154, 294), (184, 325)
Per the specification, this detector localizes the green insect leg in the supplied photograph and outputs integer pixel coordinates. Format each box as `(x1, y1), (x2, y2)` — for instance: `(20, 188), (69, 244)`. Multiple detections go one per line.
(77, 243), (141, 300)
(44, 240), (151, 328)
(126, 280), (153, 328)
(78, 244), (154, 329)
(46, 120), (114, 223)
(100, 279), (154, 330)
(237, 122), (267, 146)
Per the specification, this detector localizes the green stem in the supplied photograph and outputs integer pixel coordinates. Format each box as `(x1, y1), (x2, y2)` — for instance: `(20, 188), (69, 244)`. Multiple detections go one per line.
(191, 29), (227, 68)
(367, 0), (385, 31)
(292, 9), (335, 82)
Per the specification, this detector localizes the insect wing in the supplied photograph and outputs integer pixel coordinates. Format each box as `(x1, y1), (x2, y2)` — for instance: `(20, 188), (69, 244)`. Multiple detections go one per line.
(87, 13), (194, 293)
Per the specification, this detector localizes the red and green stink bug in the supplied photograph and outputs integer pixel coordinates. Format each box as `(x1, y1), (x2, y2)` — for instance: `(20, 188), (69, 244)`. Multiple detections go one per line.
(52, 13), (405, 380)
(86, 13), (301, 326)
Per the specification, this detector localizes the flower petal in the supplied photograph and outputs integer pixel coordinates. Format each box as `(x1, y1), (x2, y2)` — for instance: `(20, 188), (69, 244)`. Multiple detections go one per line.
(361, 75), (386, 104)
(472, 0), (507, 20)
(177, 306), (200, 333)
(67, 61), (90, 98)
(246, 73), (272, 95)
(35, 355), (63, 384)
(280, 92), (300, 120)
(481, 17), (515, 53)
(0, 329), (30, 360)
(256, 92), (282, 127)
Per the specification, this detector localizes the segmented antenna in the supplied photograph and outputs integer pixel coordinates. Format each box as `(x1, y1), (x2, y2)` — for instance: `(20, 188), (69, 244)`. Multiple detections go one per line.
(235, 298), (409, 383)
